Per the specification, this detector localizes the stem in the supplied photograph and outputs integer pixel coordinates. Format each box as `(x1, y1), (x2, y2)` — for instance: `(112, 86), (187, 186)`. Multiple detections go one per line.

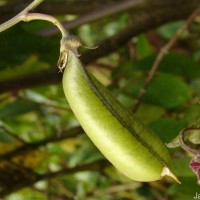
(23, 13), (68, 38)
(23, 0), (44, 12)
(0, 0), (44, 32)
(0, 126), (83, 161)
(0, 3), (68, 39)
(0, 159), (108, 197)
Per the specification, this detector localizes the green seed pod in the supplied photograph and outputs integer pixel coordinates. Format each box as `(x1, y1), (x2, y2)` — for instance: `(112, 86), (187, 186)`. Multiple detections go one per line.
(62, 50), (179, 183)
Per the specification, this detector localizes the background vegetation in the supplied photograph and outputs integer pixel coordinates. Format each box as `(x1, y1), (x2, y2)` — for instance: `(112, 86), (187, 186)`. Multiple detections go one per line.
(0, 0), (200, 199)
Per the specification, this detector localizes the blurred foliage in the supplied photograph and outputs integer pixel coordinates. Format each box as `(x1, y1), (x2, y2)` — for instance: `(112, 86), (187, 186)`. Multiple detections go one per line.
(0, 2), (200, 200)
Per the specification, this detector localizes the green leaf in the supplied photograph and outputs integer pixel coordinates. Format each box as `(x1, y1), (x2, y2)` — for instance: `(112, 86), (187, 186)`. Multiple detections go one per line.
(133, 53), (200, 79)
(0, 129), (14, 143)
(112, 61), (142, 79)
(0, 55), (49, 80)
(117, 93), (134, 108)
(24, 90), (69, 109)
(157, 21), (184, 39)
(191, 79), (200, 97)
(136, 34), (153, 59)
(187, 129), (200, 145)
(183, 104), (200, 124)
(0, 98), (39, 119)
(148, 118), (185, 143)
(166, 136), (180, 148)
(129, 73), (192, 109)
(172, 157), (194, 177)
(135, 103), (165, 123)
(168, 177), (199, 200)
(68, 135), (103, 167)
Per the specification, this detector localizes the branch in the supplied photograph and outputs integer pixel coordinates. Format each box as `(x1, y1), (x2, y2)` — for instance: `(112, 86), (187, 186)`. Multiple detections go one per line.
(0, 0), (122, 22)
(0, 125), (109, 198)
(40, 159), (109, 180)
(0, 0), (44, 32)
(31, 187), (74, 200)
(0, 159), (109, 197)
(89, 182), (141, 196)
(0, 126), (83, 161)
(132, 8), (200, 112)
(39, 0), (144, 36)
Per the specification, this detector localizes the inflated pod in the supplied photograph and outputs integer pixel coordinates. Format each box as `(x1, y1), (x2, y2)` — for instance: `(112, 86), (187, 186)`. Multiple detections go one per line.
(62, 50), (179, 182)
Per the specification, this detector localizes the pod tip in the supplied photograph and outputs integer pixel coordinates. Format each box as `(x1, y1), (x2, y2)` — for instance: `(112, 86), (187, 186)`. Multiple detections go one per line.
(161, 167), (181, 184)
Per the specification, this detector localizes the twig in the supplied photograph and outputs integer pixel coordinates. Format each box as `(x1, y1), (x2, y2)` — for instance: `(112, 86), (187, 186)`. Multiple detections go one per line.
(23, 13), (68, 38)
(0, 126), (83, 161)
(132, 8), (200, 113)
(0, 1), (68, 38)
(0, 0), (123, 20)
(31, 187), (74, 200)
(40, 159), (108, 181)
(92, 182), (141, 195)
(39, 0), (144, 36)
(0, 0), (44, 32)
(0, 159), (109, 197)
(0, 125), (27, 144)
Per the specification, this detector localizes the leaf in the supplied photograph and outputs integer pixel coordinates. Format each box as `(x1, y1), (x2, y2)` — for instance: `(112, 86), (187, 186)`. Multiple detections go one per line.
(60, 138), (82, 153)
(145, 73), (192, 108)
(136, 34), (153, 59)
(0, 128), (15, 143)
(11, 150), (47, 169)
(0, 55), (49, 81)
(157, 21), (184, 39)
(24, 90), (69, 109)
(0, 134), (22, 154)
(0, 125), (47, 169)
(189, 130), (200, 144)
(183, 105), (200, 124)
(133, 53), (200, 79)
(129, 73), (192, 109)
(112, 61), (140, 79)
(0, 98), (39, 119)
(149, 118), (185, 143)
(135, 103), (165, 123)
(172, 157), (194, 177)
(68, 135), (103, 167)
(117, 93), (134, 108)
(166, 136), (180, 148)
(191, 79), (200, 97)
(168, 177), (200, 200)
